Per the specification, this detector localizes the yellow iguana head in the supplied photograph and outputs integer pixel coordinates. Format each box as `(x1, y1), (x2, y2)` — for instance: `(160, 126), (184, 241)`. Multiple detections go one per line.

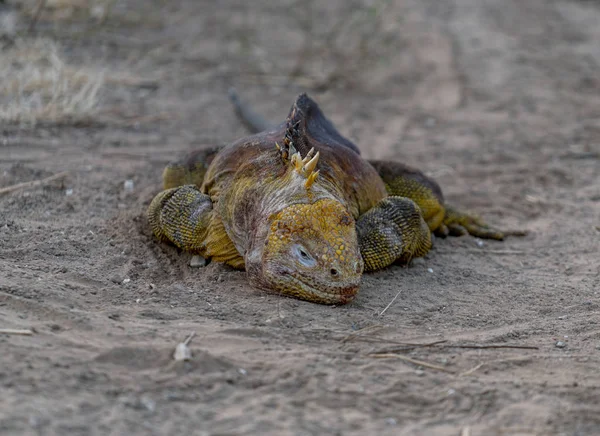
(260, 199), (364, 304)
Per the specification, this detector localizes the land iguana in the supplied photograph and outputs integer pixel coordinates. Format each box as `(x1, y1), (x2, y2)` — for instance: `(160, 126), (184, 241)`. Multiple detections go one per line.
(148, 93), (521, 304)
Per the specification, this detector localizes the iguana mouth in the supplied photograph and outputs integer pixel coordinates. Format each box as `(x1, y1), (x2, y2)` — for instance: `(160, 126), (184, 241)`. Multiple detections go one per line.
(284, 274), (359, 304)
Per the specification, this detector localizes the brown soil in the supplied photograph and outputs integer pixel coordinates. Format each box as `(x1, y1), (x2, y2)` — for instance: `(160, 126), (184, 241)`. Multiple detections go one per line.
(1, 0), (599, 435)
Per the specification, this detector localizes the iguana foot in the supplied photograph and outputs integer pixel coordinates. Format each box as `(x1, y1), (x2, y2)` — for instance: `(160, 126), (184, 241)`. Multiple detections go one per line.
(434, 205), (527, 240)
(368, 160), (526, 241)
(357, 196), (432, 272)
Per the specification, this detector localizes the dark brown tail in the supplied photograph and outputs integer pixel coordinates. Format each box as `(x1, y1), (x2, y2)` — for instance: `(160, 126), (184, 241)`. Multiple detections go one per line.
(228, 88), (273, 134)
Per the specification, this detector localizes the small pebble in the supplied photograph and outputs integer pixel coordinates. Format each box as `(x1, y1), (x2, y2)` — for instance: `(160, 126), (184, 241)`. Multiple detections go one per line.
(65, 188), (74, 196)
(28, 415), (39, 428)
(238, 368), (247, 375)
(124, 179), (134, 192)
(140, 396), (156, 413)
(555, 341), (567, 348)
(475, 239), (484, 248)
(384, 418), (397, 426)
(122, 278), (131, 284)
(90, 4), (106, 19)
(415, 369), (425, 376)
(189, 255), (208, 268)
(174, 343), (192, 361)
(427, 268), (434, 273)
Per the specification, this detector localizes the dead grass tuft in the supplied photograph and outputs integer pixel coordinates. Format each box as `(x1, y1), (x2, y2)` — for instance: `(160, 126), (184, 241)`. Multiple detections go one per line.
(0, 37), (104, 125)
(18, 0), (116, 23)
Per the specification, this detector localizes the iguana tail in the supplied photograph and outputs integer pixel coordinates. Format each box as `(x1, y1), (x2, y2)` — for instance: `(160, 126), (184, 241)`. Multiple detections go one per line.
(228, 87), (273, 133)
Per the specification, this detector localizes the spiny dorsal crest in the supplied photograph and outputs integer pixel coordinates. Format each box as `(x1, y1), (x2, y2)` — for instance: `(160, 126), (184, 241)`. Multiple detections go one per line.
(275, 119), (320, 190)
(294, 147), (320, 190)
(275, 143), (320, 190)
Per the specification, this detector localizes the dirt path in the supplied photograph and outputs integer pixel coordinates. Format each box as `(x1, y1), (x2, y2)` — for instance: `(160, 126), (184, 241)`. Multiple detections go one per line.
(1, 0), (599, 434)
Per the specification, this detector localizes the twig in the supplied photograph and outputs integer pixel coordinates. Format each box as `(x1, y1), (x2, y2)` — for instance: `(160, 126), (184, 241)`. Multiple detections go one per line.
(28, 0), (48, 33)
(340, 324), (385, 343)
(439, 249), (528, 255)
(0, 171), (68, 196)
(379, 290), (402, 316)
(369, 353), (455, 374)
(459, 356), (533, 377)
(450, 344), (538, 350)
(347, 336), (535, 350)
(183, 332), (195, 345)
(559, 151), (599, 160)
(459, 362), (485, 377)
(355, 338), (449, 349)
(0, 328), (34, 336)
(183, 333), (195, 345)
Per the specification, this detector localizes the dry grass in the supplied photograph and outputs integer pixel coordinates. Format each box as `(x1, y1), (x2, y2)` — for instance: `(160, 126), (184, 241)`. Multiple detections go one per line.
(0, 37), (104, 125)
(15, 0), (161, 29)
(18, 0), (117, 23)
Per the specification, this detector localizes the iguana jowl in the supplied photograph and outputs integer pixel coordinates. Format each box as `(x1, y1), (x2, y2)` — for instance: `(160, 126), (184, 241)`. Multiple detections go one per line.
(148, 94), (517, 304)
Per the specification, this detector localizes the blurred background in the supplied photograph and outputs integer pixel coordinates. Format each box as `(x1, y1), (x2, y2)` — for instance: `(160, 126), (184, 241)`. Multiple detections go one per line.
(1, 1), (599, 435)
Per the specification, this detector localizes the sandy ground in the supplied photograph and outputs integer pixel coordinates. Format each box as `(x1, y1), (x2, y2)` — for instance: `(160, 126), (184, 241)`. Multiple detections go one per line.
(1, 0), (600, 434)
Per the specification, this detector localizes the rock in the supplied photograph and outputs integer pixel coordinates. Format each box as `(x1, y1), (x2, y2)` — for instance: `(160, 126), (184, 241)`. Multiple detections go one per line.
(189, 255), (208, 268)
(555, 341), (566, 348)
(174, 343), (192, 361)
(140, 396), (156, 413)
(384, 418), (397, 426)
(0, 10), (18, 38)
(110, 274), (123, 284)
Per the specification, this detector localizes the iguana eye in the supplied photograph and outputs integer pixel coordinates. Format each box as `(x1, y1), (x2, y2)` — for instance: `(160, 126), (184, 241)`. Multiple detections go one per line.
(292, 244), (316, 267)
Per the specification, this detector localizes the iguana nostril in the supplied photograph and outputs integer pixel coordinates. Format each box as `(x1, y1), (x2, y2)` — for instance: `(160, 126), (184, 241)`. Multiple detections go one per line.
(330, 268), (339, 276)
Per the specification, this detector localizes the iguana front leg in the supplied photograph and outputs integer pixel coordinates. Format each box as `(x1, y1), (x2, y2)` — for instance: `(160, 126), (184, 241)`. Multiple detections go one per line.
(147, 185), (212, 253)
(368, 160), (512, 240)
(357, 196), (432, 272)
(148, 147), (219, 253)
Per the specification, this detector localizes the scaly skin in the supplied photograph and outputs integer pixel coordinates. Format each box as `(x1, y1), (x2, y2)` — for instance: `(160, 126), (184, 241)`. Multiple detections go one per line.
(148, 94), (518, 304)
